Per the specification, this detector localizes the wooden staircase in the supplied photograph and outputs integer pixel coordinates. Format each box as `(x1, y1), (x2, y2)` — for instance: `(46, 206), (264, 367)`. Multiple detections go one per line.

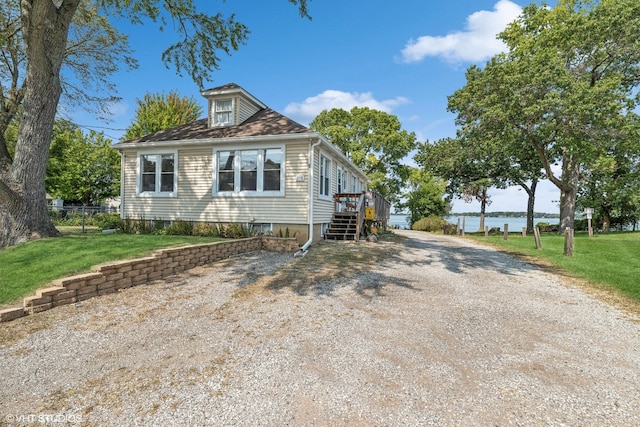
(325, 212), (360, 240)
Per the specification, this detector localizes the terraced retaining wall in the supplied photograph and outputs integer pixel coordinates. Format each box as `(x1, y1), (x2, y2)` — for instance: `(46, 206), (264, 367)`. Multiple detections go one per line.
(0, 237), (298, 322)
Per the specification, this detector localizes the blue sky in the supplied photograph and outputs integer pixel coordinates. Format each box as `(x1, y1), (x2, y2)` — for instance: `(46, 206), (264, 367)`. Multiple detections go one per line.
(72, 0), (560, 214)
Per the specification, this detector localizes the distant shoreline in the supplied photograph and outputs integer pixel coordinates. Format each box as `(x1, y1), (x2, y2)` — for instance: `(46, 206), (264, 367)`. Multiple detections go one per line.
(445, 212), (559, 218)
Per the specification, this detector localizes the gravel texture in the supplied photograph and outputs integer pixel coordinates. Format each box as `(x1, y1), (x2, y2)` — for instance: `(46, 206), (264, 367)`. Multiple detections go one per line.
(1, 230), (639, 426)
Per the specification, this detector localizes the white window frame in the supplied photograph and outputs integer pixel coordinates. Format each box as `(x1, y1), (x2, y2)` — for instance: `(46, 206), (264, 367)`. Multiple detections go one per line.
(213, 98), (234, 127)
(336, 165), (343, 194)
(319, 153), (332, 200)
(212, 146), (285, 197)
(343, 170), (349, 193)
(136, 150), (178, 197)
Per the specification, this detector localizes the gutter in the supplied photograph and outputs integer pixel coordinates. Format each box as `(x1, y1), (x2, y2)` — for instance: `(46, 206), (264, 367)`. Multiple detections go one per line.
(295, 137), (322, 257)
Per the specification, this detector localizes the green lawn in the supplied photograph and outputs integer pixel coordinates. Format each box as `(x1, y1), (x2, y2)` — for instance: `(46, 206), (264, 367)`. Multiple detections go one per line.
(466, 231), (640, 302)
(0, 227), (223, 305)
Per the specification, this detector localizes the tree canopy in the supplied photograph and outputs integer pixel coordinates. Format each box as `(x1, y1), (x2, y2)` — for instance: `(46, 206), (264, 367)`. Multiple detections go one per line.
(446, 0), (640, 234)
(124, 91), (203, 140)
(46, 121), (120, 205)
(397, 167), (449, 226)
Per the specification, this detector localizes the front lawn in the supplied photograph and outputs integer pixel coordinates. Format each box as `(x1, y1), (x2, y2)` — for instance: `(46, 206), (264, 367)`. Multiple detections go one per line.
(0, 227), (224, 305)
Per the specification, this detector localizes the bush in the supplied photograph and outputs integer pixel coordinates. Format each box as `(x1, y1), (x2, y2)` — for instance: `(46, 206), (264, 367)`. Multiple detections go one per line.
(122, 218), (160, 234)
(93, 213), (122, 230)
(192, 222), (219, 237)
(412, 216), (447, 233)
(536, 222), (559, 232)
(217, 223), (253, 239)
(162, 220), (193, 236)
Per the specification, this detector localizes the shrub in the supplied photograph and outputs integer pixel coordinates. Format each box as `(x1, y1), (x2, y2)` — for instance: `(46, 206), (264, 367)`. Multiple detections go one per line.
(412, 216), (447, 233)
(163, 220), (193, 236)
(93, 213), (122, 230)
(122, 218), (160, 234)
(192, 222), (219, 237)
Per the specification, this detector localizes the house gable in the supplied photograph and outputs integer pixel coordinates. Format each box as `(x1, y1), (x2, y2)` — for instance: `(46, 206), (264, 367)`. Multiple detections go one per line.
(201, 83), (267, 128)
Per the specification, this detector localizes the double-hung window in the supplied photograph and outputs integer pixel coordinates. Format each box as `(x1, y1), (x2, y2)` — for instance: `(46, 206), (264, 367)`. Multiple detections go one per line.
(138, 152), (177, 197)
(214, 148), (283, 195)
(319, 154), (331, 199)
(213, 99), (233, 126)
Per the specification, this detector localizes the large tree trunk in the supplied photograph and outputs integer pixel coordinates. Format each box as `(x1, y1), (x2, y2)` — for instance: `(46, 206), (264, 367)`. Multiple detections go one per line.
(558, 151), (580, 234)
(0, 0), (79, 248)
(478, 188), (487, 232)
(526, 178), (537, 233)
(601, 208), (611, 233)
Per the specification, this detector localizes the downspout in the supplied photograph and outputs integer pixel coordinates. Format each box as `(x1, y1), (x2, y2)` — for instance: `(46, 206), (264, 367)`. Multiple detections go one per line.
(295, 137), (322, 257)
(119, 152), (125, 219)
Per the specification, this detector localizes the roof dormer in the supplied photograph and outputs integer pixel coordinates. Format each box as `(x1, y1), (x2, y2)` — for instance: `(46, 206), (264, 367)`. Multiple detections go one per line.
(201, 83), (267, 128)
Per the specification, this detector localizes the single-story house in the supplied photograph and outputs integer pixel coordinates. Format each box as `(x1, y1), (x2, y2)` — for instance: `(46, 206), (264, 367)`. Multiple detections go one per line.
(113, 83), (371, 248)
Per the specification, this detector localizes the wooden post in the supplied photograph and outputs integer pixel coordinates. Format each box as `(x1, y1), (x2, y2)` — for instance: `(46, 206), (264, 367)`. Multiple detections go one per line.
(456, 218), (460, 235)
(461, 217), (465, 236)
(564, 228), (574, 256)
(503, 223), (509, 240)
(484, 226), (489, 238)
(533, 227), (542, 249)
(522, 227), (527, 237)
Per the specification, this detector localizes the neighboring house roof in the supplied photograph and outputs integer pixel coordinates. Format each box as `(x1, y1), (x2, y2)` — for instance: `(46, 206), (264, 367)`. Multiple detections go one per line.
(120, 108), (310, 144)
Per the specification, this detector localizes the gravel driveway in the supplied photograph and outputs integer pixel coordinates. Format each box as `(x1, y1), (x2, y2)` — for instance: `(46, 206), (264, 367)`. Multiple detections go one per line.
(1, 230), (639, 426)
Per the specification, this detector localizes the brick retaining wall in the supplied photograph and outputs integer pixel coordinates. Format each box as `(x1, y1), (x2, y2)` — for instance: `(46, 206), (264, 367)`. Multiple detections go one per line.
(0, 236), (298, 323)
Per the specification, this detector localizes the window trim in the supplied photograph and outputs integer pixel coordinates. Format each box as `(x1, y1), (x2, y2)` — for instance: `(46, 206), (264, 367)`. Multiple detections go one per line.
(136, 150), (178, 198)
(318, 152), (332, 201)
(212, 145), (285, 197)
(212, 98), (234, 127)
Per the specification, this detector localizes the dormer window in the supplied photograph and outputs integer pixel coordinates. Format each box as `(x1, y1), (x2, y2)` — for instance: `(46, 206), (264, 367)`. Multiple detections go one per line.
(213, 99), (233, 126)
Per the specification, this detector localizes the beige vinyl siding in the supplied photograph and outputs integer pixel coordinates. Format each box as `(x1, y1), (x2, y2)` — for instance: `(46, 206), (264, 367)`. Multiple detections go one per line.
(237, 96), (261, 124)
(121, 140), (310, 224)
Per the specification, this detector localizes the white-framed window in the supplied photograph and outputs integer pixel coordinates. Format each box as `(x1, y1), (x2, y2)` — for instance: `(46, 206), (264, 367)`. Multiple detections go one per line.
(352, 175), (357, 193)
(251, 223), (272, 235)
(213, 147), (284, 196)
(213, 99), (233, 126)
(137, 151), (177, 197)
(319, 154), (331, 199)
(337, 166), (343, 193)
(343, 170), (349, 193)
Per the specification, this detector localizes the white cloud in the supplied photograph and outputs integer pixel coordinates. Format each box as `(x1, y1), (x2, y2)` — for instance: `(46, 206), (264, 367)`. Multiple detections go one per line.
(284, 89), (410, 124)
(399, 0), (522, 64)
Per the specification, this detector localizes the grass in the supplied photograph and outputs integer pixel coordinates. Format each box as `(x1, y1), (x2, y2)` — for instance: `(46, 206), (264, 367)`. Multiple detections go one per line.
(0, 227), (223, 305)
(465, 231), (640, 303)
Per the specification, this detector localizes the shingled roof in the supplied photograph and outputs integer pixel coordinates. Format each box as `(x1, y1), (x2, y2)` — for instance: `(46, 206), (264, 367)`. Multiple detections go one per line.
(120, 107), (310, 144)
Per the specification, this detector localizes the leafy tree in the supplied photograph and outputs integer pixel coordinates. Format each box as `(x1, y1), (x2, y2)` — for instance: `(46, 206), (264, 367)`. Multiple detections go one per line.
(124, 91), (203, 140)
(474, 0), (640, 233)
(416, 137), (506, 232)
(0, 0), (310, 248)
(46, 121), (120, 205)
(445, 64), (546, 232)
(0, 0), (136, 171)
(577, 139), (640, 232)
(309, 107), (417, 203)
(397, 167), (449, 226)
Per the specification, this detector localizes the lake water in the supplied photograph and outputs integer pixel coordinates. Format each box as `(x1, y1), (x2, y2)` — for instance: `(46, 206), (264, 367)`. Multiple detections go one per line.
(390, 214), (639, 232)
(390, 214), (553, 232)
